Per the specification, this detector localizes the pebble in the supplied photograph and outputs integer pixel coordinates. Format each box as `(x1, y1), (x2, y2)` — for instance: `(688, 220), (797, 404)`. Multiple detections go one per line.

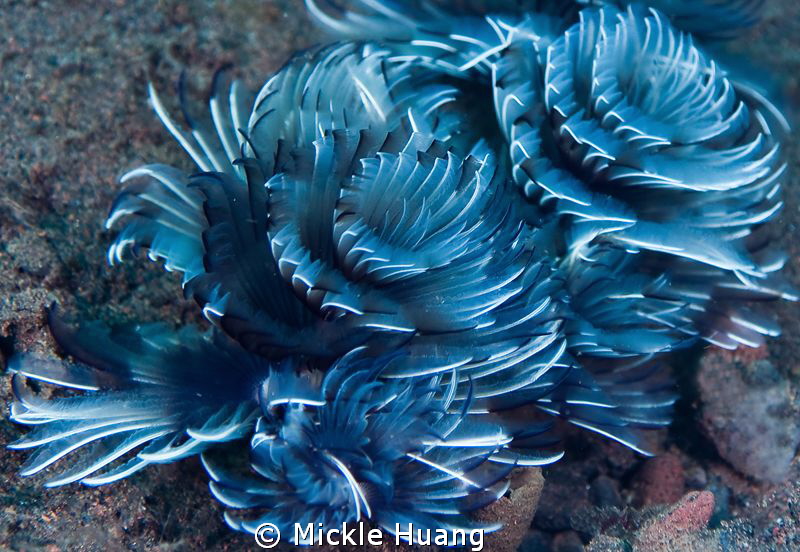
(589, 475), (623, 509)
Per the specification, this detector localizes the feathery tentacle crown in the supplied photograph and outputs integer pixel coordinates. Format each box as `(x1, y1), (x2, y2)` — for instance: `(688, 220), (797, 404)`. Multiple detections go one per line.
(105, 42), (568, 403)
(308, 1), (794, 346)
(8, 0), (793, 542)
(207, 353), (561, 542)
(8, 308), (267, 487)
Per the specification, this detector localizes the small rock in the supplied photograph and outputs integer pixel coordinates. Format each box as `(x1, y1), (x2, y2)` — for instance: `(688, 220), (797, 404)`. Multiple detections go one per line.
(634, 491), (716, 551)
(697, 351), (800, 483)
(589, 475), (623, 509)
(685, 466), (708, 490)
(633, 454), (685, 506)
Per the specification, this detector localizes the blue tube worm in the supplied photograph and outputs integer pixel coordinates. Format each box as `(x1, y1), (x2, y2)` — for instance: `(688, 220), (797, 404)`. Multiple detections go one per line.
(8, 1), (791, 540)
(102, 39), (677, 449)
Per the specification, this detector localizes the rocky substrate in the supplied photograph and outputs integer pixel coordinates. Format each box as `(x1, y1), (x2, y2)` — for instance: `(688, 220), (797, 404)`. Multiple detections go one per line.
(1, 1), (799, 551)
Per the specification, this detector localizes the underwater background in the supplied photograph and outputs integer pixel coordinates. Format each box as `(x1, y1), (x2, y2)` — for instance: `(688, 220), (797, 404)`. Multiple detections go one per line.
(0, 0), (799, 550)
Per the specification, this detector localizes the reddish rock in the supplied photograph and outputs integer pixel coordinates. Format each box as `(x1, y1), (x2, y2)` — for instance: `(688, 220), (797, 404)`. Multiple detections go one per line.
(634, 491), (716, 551)
(633, 454), (686, 507)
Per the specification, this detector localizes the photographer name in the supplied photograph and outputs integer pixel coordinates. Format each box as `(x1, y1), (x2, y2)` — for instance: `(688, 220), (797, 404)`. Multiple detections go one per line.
(294, 522), (485, 551)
